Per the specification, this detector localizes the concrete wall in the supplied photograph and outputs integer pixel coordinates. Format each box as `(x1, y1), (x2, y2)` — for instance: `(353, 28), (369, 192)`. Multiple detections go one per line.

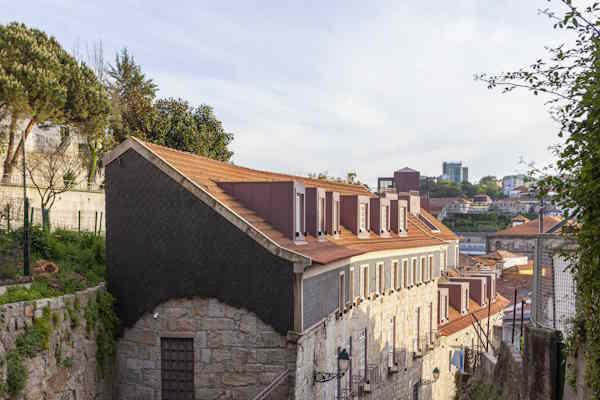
(0, 184), (105, 232)
(0, 285), (112, 400)
(116, 297), (296, 400)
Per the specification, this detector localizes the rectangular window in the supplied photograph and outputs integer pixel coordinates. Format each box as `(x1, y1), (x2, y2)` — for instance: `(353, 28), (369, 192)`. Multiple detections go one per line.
(161, 337), (195, 400)
(359, 203), (368, 232)
(412, 258), (418, 285)
(388, 316), (396, 367)
(429, 255), (434, 280)
(429, 302), (433, 343)
(377, 263), (384, 293)
(361, 265), (369, 298)
(465, 289), (469, 311)
(319, 197), (325, 234)
(359, 328), (367, 380)
(421, 257), (427, 282)
(392, 261), (399, 290)
(338, 272), (345, 311)
(381, 205), (389, 232)
(335, 200), (340, 233)
(403, 260), (409, 288)
(400, 207), (407, 232)
(416, 307), (421, 350)
(349, 267), (355, 301)
(445, 297), (449, 320)
(455, 245), (459, 267)
(295, 193), (304, 237)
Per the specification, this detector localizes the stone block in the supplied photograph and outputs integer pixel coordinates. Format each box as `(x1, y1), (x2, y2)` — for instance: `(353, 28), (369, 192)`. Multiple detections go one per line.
(195, 331), (208, 347)
(125, 329), (157, 346)
(222, 331), (248, 347)
(222, 373), (255, 387)
(201, 318), (235, 331)
(141, 368), (160, 389)
(239, 314), (257, 334)
(200, 348), (211, 364)
(208, 299), (225, 317)
(24, 304), (34, 318)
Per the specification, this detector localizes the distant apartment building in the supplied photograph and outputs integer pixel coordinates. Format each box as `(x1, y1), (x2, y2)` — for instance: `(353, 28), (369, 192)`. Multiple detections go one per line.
(105, 139), (508, 400)
(502, 174), (525, 196)
(442, 161), (468, 184)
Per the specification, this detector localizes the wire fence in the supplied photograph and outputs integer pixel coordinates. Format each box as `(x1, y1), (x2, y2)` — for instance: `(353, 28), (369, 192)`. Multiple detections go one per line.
(0, 199), (104, 234)
(532, 234), (577, 337)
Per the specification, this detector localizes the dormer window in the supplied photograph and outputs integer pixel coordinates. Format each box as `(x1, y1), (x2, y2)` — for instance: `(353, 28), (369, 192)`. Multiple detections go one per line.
(359, 203), (368, 232)
(399, 206), (407, 233)
(381, 205), (390, 233)
(326, 192), (341, 238)
(295, 192), (305, 240)
(333, 199), (340, 234)
(340, 195), (369, 238)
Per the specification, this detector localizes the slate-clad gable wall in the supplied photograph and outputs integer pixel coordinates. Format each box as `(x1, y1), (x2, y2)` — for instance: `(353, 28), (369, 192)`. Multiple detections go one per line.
(106, 149), (295, 335)
(302, 249), (444, 330)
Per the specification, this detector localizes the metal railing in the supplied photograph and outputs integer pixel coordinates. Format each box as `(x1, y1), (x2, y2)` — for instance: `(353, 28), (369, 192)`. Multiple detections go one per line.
(252, 369), (289, 400)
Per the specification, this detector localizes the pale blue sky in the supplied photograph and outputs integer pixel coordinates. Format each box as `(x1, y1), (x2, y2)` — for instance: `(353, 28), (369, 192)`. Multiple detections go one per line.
(1, 1), (569, 187)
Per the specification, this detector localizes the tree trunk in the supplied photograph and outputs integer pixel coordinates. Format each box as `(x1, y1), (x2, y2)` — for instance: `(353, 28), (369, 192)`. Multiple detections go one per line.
(2, 115), (18, 182)
(87, 145), (98, 189)
(4, 117), (36, 181)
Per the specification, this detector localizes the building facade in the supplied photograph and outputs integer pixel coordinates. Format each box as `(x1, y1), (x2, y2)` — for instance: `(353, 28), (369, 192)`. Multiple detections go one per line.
(501, 175), (525, 196)
(105, 139), (507, 400)
(441, 162), (468, 184)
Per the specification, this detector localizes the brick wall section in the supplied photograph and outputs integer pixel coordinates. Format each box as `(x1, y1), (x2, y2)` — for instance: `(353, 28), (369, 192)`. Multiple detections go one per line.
(116, 297), (296, 400)
(0, 285), (112, 400)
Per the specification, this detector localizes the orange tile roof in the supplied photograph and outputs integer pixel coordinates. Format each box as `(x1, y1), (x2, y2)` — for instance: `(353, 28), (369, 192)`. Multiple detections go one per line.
(438, 295), (510, 336)
(494, 216), (562, 236)
(132, 139), (457, 264)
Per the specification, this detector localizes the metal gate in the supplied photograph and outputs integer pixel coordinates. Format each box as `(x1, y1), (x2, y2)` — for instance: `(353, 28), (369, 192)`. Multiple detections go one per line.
(161, 337), (195, 400)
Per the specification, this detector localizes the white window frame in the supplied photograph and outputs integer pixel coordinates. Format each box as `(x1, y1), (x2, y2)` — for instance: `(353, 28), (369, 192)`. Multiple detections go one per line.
(420, 256), (426, 283)
(295, 192), (304, 239)
(392, 260), (400, 290)
(412, 258), (418, 286)
(360, 264), (369, 299)
(338, 271), (345, 311)
(403, 259), (409, 288)
(359, 203), (368, 232)
(349, 267), (355, 301)
(376, 262), (384, 293)
(428, 255), (434, 280)
(318, 196), (325, 234)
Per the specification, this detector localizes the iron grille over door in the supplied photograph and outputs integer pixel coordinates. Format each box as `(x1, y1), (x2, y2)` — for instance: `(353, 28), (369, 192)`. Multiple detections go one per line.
(161, 337), (195, 400)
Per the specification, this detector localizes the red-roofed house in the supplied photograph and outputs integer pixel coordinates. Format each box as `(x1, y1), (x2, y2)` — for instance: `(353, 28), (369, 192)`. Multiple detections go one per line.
(487, 216), (564, 259)
(104, 138), (505, 400)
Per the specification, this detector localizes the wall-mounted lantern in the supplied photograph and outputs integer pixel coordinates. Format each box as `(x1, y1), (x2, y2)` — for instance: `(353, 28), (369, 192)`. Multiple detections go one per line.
(313, 348), (351, 383)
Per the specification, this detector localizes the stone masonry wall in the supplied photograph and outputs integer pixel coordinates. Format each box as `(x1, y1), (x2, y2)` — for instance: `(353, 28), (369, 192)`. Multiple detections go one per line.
(0, 284), (111, 400)
(294, 279), (504, 400)
(117, 297), (296, 400)
(295, 280), (440, 400)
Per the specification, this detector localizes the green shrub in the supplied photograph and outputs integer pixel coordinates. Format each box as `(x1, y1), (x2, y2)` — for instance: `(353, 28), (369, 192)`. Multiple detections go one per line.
(16, 307), (52, 357)
(5, 351), (26, 395)
(60, 356), (73, 369)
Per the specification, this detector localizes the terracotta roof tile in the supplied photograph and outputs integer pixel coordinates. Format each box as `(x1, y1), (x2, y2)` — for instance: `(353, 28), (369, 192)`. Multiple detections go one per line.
(495, 216), (562, 236)
(134, 140), (458, 264)
(439, 295), (510, 336)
